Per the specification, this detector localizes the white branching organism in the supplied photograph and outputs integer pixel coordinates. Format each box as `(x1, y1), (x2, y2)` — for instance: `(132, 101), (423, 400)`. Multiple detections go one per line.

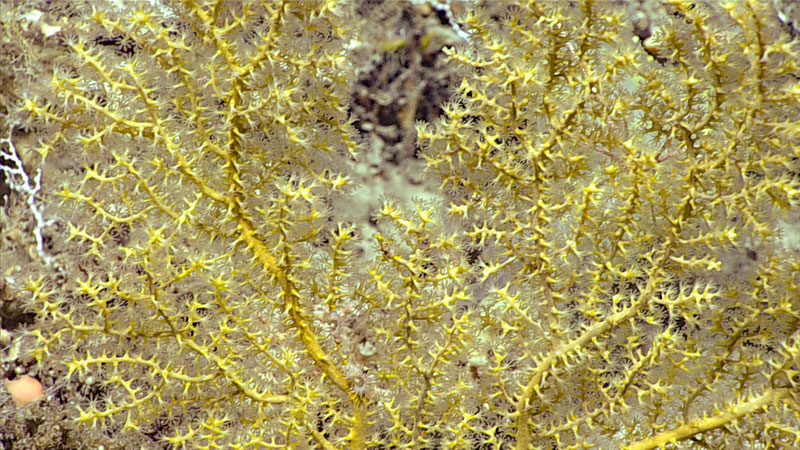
(0, 128), (55, 265)
(412, 0), (471, 41)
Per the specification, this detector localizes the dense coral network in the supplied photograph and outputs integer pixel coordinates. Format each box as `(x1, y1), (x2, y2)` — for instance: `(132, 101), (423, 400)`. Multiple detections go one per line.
(0, 1), (799, 449)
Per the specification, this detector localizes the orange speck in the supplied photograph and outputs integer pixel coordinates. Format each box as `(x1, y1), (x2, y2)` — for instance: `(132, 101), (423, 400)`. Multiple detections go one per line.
(6, 376), (44, 407)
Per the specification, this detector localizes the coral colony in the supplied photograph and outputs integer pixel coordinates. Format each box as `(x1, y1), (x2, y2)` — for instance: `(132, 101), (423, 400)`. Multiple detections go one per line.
(1, 1), (799, 449)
